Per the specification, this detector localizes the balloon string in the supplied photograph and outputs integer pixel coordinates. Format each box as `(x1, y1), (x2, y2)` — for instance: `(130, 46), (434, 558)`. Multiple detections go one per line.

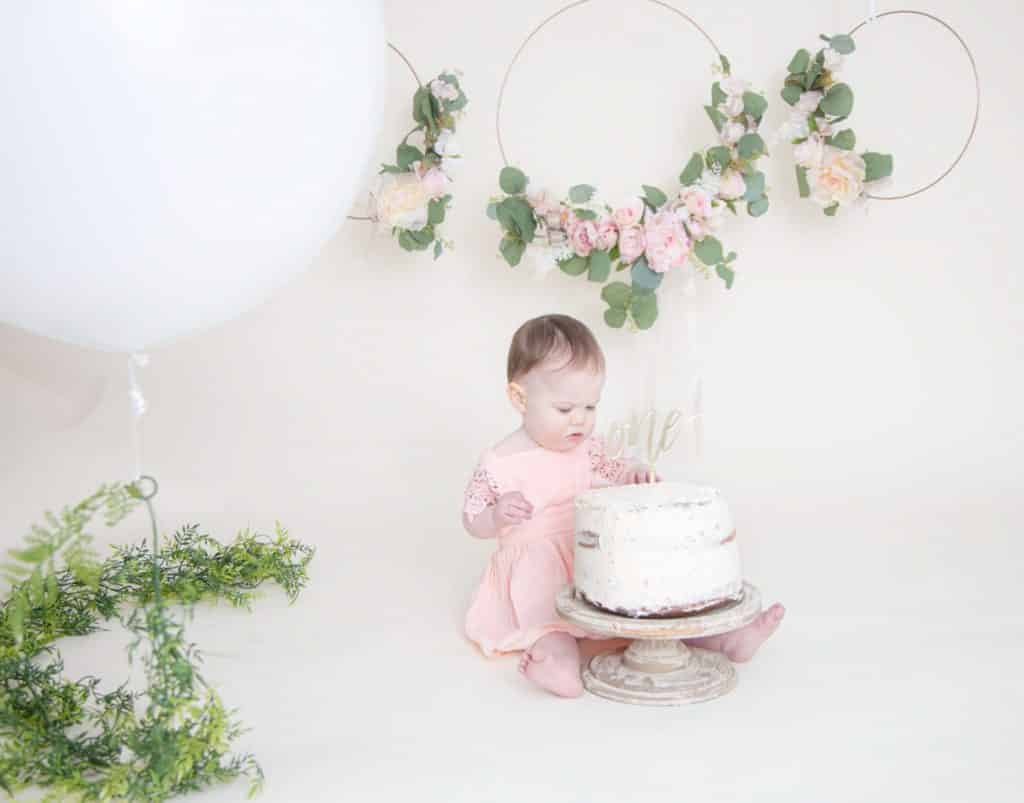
(128, 353), (149, 481)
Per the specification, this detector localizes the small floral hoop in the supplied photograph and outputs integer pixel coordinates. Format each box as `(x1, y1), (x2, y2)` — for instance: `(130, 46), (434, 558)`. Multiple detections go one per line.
(348, 43), (468, 259)
(489, 1), (770, 331)
(779, 11), (979, 214)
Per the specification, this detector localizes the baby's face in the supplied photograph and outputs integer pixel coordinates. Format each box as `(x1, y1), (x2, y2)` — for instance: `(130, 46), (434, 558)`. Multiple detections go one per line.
(515, 353), (605, 452)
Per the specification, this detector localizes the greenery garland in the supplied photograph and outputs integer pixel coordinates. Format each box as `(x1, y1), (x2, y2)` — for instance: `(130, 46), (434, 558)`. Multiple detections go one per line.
(488, 56), (770, 331)
(0, 482), (314, 801)
(778, 33), (894, 215)
(374, 69), (468, 259)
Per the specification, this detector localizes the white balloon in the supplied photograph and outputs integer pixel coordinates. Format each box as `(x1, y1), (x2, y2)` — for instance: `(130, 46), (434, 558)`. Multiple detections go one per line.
(0, 0), (384, 352)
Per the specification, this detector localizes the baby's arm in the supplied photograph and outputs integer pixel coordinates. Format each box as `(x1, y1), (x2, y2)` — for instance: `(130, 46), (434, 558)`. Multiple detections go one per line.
(462, 464), (533, 538)
(463, 492), (533, 539)
(588, 437), (660, 487)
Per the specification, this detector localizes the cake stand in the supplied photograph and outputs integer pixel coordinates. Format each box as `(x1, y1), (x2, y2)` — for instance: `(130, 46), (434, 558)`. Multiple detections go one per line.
(555, 582), (761, 706)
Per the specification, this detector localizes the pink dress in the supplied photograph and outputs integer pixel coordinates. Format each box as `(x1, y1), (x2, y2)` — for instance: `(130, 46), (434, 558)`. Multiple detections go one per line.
(462, 436), (628, 657)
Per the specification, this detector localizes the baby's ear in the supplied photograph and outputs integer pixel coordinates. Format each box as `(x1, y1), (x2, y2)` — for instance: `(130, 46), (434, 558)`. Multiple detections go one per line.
(506, 382), (527, 414)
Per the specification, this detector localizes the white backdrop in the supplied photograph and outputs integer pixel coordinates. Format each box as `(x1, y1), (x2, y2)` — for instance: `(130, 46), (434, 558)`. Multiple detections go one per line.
(1, 2), (1021, 801)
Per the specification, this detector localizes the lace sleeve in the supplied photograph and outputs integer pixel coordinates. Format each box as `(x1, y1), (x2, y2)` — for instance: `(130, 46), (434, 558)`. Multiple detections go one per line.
(463, 466), (499, 520)
(587, 437), (629, 486)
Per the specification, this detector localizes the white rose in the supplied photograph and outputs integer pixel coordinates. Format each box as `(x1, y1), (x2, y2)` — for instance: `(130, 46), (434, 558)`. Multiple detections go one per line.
(793, 135), (825, 168)
(718, 169), (747, 200)
(823, 48), (843, 72)
(719, 94), (744, 118)
(429, 78), (458, 102)
(777, 110), (810, 143)
(698, 169), (722, 195)
(808, 146), (866, 207)
(720, 77), (750, 97)
(434, 128), (460, 158)
(375, 171), (430, 230)
(796, 91), (823, 115)
(816, 120), (834, 137)
(720, 120), (746, 145)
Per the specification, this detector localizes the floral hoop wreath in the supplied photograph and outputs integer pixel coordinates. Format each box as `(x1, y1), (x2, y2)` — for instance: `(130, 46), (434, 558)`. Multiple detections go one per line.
(348, 43), (468, 259)
(488, 0), (770, 331)
(779, 9), (979, 215)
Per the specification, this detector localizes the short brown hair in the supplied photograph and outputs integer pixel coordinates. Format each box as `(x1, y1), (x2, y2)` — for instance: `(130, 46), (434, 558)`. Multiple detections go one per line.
(507, 314), (605, 382)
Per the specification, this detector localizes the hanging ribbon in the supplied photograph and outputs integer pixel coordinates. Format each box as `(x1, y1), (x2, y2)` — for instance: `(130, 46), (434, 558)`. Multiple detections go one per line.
(128, 352), (149, 481)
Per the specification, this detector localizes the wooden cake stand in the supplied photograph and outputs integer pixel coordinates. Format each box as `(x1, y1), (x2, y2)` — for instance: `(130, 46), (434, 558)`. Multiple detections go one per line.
(555, 582), (761, 706)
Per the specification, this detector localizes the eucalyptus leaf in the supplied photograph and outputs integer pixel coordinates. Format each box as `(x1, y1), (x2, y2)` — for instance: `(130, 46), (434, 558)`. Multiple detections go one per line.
(711, 82), (727, 106)
(569, 184), (596, 203)
(396, 143), (422, 170)
(827, 129), (856, 150)
(742, 171), (766, 202)
(630, 292), (658, 330)
(743, 91), (768, 121)
(788, 49), (810, 74)
(604, 308), (627, 328)
(559, 256), (589, 276)
(587, 250), (612, 282)
(737, 133), (765, 160)
(641, 185), (668, 209)
(694, 236), (724, 266)
(706, 146), (732, 171)
(499, 166), (528, 195)
(781, 85), (802, 106)
(601, 281), (631, 310)
(716, 263), (736, 289)
(630, 257), (663, 290)
(863, 152), (894, 182)
(829, 34), (856, 55)
(824, 202), (840, 216)
(499, 236), (526, 266)
(427, 197), (446, 226)
(704, 105), (725, 132)
(796, 166), (811, 198)
(679, 153), (704, 186)
(820, 83), (854, 117)
(747, 197), (770, 217)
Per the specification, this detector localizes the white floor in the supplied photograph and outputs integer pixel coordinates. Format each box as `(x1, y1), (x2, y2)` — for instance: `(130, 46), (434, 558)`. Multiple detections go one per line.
(26, 499), (1019, 803)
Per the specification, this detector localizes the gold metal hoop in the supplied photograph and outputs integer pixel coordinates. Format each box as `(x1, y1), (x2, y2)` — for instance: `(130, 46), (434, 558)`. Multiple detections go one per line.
(495, 0), (724, 168)
(848, 10), (980, 201)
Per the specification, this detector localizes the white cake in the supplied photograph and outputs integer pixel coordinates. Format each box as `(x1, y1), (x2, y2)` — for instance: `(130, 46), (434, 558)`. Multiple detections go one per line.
(573, 481), (743, 617)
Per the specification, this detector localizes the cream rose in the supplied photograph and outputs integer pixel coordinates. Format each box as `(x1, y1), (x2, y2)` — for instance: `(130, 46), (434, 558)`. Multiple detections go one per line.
(375, 172), (430, 230)
(719, 94), (745, 118)
(808, 146), (866, 207)
(612, 199), (644, 228)
(793, 135), (825, 168)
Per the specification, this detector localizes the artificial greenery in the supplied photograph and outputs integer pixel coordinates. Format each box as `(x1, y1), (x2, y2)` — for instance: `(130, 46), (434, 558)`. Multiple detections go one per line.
(780, 33), (894, 214)
(0, 481), (314, 801)
(488, 54), (770, 331)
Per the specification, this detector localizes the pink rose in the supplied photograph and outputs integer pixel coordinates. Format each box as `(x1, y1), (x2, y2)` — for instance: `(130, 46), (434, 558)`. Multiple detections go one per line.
(644, 212), (690, 274)
(680, 188), (711, 219)
(595, 219), (618, 251)
(612, 200), (644, 228)
(618, 225), (646, 263)
(528, 189), (557, 217)
(568, 219), (598, 257)
(418, 167), (449, 199)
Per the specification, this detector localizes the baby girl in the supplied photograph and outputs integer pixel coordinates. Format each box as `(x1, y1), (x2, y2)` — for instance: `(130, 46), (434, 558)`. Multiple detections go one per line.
(462, 314), (785, 697)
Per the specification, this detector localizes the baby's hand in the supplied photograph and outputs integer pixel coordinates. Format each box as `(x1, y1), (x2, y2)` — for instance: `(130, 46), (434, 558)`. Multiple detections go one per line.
(623, 465), (661, 484)
(493, 492), (533, 527)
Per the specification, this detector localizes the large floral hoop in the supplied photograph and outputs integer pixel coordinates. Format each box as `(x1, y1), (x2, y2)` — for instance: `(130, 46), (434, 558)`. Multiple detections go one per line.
(348, 44), (468, 259)
(488, 1), (770, 331)
(779, 10), (979, 214)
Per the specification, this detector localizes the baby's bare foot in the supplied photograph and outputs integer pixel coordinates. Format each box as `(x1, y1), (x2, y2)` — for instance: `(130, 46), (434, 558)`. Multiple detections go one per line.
(717, 603), (785, 663)
(518, 632), (584, 698)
